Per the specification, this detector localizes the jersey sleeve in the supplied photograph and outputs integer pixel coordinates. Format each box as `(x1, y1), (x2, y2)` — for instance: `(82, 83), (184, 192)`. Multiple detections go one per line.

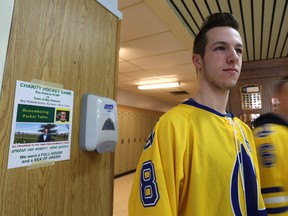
(128, 111), (190, 216)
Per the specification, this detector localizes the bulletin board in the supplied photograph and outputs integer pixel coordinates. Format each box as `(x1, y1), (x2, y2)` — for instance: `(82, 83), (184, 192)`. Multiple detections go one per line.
(240, 84), (262, 110)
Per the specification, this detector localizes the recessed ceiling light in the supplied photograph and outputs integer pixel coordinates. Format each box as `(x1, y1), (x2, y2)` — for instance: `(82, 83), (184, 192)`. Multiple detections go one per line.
(138, 82), (180, 90)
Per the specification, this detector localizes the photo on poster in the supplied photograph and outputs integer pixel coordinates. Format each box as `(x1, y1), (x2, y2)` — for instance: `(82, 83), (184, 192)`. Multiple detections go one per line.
(55, 109), (70, 123)
(14, 122), (70, 144)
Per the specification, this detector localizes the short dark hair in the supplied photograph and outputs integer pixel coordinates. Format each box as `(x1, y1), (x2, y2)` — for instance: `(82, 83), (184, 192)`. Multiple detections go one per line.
(275, 76), (288, 93)
(193, 13), (240, 57)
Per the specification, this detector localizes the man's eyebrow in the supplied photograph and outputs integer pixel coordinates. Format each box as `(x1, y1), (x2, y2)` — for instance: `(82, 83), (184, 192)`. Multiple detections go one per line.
(212, 41), (243, 47)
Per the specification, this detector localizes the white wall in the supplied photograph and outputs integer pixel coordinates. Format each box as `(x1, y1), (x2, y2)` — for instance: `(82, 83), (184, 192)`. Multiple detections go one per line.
(117, 89), (174, 113)
(0, 0), (15, 98)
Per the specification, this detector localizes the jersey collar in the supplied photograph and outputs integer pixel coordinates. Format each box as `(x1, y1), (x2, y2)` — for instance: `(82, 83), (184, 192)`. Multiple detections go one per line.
(182, 98), (233, 118)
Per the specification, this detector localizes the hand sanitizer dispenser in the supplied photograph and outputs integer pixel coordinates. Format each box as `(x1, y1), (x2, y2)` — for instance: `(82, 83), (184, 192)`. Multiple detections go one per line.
(80, 94), (118, 153)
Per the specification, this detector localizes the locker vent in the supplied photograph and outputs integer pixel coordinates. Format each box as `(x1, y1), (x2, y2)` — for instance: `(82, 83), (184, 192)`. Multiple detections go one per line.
(169, 91), (189, 95)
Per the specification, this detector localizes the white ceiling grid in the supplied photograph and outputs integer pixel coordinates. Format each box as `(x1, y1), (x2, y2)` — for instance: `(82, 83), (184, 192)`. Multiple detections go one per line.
(118, 0), (197, 105)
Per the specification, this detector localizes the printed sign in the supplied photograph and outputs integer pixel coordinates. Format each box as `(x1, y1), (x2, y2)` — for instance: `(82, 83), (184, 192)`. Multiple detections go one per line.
(8, 80), (74, 169)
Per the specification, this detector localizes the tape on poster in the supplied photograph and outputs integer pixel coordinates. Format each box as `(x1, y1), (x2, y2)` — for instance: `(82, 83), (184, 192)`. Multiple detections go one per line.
(27, 160), (55, 170)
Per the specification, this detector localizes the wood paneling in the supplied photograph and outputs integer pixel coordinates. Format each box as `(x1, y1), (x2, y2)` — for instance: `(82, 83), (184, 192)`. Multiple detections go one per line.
(241, 58), (288, 79)
(0, 0), (119, 215)
(229, 58), (288, 126)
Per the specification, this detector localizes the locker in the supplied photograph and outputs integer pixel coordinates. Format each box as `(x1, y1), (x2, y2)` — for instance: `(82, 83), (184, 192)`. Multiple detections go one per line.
(114, 106), (164, 176)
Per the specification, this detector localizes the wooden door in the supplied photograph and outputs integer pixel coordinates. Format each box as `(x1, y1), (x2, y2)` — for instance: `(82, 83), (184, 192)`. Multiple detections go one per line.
(0, 0), (119, 215)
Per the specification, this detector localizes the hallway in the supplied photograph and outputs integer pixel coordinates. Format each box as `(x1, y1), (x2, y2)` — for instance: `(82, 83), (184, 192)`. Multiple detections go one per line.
(113, 173), (135, 216)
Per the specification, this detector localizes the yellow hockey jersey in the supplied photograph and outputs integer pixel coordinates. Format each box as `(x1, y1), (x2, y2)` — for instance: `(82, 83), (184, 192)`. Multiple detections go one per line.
(129, 99), (267, 216)
(253, 113), (288, 215)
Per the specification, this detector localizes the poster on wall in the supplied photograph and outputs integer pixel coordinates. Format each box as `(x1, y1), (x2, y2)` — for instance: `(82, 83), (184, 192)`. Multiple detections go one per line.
(7, 80), (74, 169)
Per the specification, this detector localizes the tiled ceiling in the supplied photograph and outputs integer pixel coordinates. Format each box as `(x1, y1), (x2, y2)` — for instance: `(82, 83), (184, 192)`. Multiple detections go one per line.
(117, 0), (288, 106)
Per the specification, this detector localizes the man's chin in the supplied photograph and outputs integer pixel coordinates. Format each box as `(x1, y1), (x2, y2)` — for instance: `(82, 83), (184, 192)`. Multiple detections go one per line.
(221, 83), (237, 91)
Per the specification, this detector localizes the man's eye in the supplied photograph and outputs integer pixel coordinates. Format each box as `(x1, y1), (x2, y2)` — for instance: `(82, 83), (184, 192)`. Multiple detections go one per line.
(215, 46), (225, 51)
(236, 48), (243, 54)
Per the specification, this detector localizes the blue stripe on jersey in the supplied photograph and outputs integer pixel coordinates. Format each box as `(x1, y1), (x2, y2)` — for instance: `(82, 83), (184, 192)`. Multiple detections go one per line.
(231, 144), (268, 216)
(261, 187), (288, 214)
(144, 131), (155, 150)
(242, 144), (258, 216)
(267, 206), (288, 214)
(183, 98), (233, 117)
(261, 187), (284, 194)
(255, 130), (274, 138)
(231, 158), (242, 215)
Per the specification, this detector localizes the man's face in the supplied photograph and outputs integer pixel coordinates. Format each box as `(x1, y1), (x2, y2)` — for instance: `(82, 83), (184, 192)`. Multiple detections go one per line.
(193, 26), (243, 91)
(60, 112), (66, 121)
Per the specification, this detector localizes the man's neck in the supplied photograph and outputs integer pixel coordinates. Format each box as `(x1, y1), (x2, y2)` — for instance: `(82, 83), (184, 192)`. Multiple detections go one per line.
(193, 88), (230, 114)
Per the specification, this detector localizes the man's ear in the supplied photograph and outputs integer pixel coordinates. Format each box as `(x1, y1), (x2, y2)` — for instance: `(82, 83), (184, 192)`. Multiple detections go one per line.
(192, 54), (203, 70)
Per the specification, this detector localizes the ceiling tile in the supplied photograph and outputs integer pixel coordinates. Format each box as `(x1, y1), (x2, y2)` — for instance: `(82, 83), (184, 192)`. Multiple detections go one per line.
(122, 70), (157, 80)
(119, 2), (168, 42)
(129, 50), (192, 70)
(118, 61), (142, 73)
(177, 72), (197, 82)
(119, 32), (186, 60)
(117, 74), (136, 82)
(147, 63), (195, 76)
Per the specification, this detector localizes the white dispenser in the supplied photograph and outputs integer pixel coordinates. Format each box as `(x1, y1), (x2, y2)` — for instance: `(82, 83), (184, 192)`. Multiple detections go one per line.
(80, 94), (118, 153)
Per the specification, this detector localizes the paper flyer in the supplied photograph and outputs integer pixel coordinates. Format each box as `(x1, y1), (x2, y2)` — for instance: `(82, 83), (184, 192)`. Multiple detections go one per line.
(8, 80), (74, 169)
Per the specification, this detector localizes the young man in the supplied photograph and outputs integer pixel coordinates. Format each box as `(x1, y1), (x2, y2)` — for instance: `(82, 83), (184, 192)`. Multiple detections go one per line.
(128, 13), (267, 215)
(38, 128), (52, 142)
(57, 111), (68, 122)
(253, 78), (288, 215)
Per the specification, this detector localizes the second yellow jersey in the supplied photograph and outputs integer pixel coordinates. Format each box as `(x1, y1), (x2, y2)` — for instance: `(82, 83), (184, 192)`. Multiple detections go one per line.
(129, 99), (267, 216)
(253, 113), (288, 215)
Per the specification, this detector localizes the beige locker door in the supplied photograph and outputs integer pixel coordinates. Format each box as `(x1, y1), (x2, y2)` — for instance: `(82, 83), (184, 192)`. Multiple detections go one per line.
(131, 112), (140, 169)
(114, 111), (122, 176)
(121, 111), (129, 173)
(126, 112), (134, 171)
(144, 114), (153, 142)
(142, 114), (150, 152)
(129, 112), (138, 170)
